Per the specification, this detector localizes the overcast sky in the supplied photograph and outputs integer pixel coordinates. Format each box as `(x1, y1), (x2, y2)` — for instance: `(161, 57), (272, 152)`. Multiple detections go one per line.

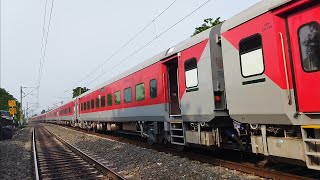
(1, 0), (260, 114)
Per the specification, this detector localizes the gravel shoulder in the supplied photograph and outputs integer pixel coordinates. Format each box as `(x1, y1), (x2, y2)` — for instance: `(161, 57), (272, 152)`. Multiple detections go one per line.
(0, 125), (34, 180)
(44, 124), (261, 180)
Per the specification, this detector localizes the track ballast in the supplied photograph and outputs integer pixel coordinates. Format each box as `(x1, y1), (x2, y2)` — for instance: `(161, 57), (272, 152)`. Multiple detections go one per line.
(33, 125), (124, 180)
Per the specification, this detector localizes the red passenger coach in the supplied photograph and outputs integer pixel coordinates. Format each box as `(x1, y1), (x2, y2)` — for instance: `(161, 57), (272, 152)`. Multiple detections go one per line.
(43, 25), (228, 148)
(287, 3), (320, 113)
(221, 0), (320, 170)
(34, 0), (320, 171)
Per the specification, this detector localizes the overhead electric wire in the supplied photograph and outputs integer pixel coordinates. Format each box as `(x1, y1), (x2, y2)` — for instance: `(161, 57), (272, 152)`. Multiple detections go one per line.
(39, 0), (55, 83)
(85, 0), (213, 87)
(23, 87), (40, 98)
(36, 0), (49, 103)
(65, 0), (177, 92)
(36, 0), (55, 106)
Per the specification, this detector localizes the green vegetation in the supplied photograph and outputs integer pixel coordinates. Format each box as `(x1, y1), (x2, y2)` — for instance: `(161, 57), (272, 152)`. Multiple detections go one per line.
(72, 87), (90, 98)
(107, 94), (112, 106)
(135, 83), (145, 101)
(0, 88), (21, 120)
(192, 17), (223, 36)
(115, 91), (121, 105)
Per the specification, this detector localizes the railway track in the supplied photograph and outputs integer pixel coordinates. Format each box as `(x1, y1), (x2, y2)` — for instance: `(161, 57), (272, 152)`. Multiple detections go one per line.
(52, 123), (318, 180)
(32, 125), (125, 180)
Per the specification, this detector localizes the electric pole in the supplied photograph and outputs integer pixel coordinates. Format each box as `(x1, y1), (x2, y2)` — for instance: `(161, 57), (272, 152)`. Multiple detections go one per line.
(20, 86), (23, 122)
(26, 102), (28, 124)
(0, 0), (2, 88)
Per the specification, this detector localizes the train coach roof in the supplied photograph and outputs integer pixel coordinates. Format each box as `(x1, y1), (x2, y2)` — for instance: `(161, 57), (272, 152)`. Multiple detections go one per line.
(221, 0), (292, 32)
(40, 24), (215, 116)
(78, 26), (215, 98)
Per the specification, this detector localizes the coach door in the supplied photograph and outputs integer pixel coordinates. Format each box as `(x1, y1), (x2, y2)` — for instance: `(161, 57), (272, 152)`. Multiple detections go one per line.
(163, 56), (181, 116)
(287, 4), (320, 113)
(74, 98), (79, 120)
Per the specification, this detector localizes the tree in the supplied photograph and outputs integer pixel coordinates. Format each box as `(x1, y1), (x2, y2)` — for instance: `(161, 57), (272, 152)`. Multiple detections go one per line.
(0, 88), (21, 120)
(72, 87), (90, 98)
(192, 17), (223, 36)
(41, 110), (46, 114)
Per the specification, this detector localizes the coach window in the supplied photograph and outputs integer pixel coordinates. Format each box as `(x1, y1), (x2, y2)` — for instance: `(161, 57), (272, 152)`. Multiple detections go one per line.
(69, 108), (71, 113)
(87, 101), (90, 110)
(81, 103), (83, 111)
(239, 34), (265, 77)
(124, 87), (132, 103)
(101, 96), (106, 107)
(91, 100), (94, 109)
(84, 102), (86, 110)
(298, 22), (320, 72)
(96, 98), (100, 108)
(150, 79), (157, 98)
(115, 91), (121, 105)
(135, 83), (145, 101)
(185, 58), (198, 90)
(107, 94), (112, 106)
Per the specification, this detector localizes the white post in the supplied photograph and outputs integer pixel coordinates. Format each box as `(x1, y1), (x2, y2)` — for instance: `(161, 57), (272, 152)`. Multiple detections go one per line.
(261, 125), (269, 156)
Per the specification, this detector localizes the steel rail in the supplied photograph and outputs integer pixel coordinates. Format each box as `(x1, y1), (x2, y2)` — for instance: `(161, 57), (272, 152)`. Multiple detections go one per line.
(41, 125), (125, 180)
(183, 152), (314, 180)
(54, 123), (316, 180)
(32, 128), (40, 180)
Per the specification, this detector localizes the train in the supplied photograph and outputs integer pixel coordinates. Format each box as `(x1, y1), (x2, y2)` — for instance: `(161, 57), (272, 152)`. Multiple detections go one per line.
(32, 0), (320, 170)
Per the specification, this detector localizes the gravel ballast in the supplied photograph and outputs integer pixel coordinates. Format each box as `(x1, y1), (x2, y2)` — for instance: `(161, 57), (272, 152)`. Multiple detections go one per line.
(0, 126), (34, 180)
(44, 124), (260, 180)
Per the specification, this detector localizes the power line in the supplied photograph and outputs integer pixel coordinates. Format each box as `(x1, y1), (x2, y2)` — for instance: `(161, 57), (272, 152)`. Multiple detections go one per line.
(23, 86), (39, 98)
(36, 0), (49, 103)
(36, 0), (55, 104)
(65, 0), (177, 92)
(39, 0), (55, 83)
(85, 0), (213, 87)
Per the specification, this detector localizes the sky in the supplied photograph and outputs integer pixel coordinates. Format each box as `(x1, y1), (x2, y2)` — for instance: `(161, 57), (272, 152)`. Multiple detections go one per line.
(1, 0), (260, 115)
